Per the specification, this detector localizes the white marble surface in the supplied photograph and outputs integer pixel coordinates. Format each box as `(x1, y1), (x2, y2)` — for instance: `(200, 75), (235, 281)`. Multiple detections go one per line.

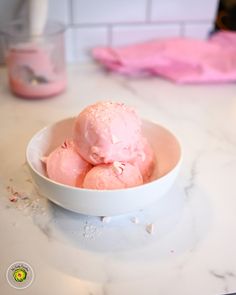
(1, 63), (236, 295)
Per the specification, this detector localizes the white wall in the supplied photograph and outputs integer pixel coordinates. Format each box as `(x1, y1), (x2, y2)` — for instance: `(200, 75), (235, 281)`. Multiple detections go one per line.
(0, 0), (219, 63)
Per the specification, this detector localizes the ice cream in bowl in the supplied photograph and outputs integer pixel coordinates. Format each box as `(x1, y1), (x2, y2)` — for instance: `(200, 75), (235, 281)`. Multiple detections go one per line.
(26, 101), (182, 216)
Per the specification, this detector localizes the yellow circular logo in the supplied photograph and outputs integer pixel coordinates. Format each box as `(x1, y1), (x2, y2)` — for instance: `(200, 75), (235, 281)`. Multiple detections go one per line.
(6, 262), (34, 289)
(13, 268), (27, 282)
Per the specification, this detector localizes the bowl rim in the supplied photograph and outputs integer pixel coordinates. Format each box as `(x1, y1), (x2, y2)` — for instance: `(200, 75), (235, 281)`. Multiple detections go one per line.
(26, 117), (183, 193)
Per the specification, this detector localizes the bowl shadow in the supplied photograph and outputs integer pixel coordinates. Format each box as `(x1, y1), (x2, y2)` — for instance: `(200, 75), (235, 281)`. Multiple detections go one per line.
(38, 184), (212, 283)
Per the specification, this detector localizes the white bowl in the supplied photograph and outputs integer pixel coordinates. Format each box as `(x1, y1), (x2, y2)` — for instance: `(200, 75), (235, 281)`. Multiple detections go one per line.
(26, 118), (182, 216)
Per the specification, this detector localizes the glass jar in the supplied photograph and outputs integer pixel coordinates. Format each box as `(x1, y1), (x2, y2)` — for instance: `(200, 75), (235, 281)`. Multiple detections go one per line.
(2, 20), (67, 99)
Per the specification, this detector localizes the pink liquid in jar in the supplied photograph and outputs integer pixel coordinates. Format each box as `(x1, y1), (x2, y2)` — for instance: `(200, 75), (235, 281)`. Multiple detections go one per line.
(7, 43), (66, 99)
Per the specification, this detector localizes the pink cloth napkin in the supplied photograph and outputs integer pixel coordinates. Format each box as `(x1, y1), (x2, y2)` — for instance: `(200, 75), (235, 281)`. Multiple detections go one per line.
(92, 31), (236, 83)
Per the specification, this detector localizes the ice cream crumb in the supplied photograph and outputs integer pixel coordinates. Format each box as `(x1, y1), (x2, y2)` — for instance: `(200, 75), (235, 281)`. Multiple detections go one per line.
(7, 186), (30, 203)
(83, 222), (98, 239)
(9, 194), (18, 202)
(131, 217), (139, 224)
(146, 223), (154, 234)
(25, 178), (33, 183)
(7, 185), (46, 216)
(101, 216), (111, 223)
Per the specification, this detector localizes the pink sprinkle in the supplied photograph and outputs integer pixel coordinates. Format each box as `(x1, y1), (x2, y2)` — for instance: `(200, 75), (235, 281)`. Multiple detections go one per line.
(9, 195), (18, 202)
(61, 141), (68, 149)
(112, 161), (125, 175)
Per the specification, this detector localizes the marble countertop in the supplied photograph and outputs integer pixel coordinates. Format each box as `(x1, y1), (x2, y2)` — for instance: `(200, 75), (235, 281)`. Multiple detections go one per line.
(1, 63), (236, 295)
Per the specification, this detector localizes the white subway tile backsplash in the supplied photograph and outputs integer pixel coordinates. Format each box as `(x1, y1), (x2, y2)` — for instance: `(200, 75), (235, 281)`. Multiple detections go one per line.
(0, 0), (220, 63)
(112, 24), (181, 46)
(184, 23), (214, 39)
(151, 0), (218, 22)
(72, 0), (147, 24)
(74, 27), (108, 62)
(48, 0), (70, 24)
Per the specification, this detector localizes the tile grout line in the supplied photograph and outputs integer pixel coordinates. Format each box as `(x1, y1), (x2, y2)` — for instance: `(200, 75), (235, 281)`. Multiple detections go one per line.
(67, 0), (77, 63)
(146, 0), (152, 23)
(180, 22), (185, 37)
(68, 0), (74, 26)
(68, 20), (213, 28)
(107, 25), (113, 46)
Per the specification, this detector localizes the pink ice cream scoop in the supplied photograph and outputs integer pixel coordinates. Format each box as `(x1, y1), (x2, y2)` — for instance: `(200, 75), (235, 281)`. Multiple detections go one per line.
(83, 162), (143, 190)
(131, 137), (155, 182)
(46, 139), (92, 187)
(73, 101), (142, 165)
